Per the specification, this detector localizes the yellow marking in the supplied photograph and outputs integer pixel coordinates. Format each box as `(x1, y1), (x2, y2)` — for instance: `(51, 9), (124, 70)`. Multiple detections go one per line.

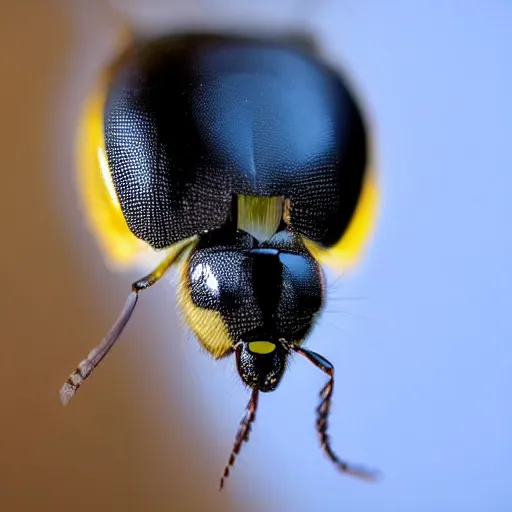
(75, 33), (162, 270)
(141, 236), (199, 286)
(248, 341), (276, 355)
(177, 259), (234, 359)
(303, 156), (380, 273)
(237, 195), (284, 242)
(283, 198), (291, 224)
(98, 146), (120, 206)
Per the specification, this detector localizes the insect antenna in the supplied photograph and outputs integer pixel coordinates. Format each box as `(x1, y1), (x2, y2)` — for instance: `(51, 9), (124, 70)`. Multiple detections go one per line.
(59, 237), (196, 406)
(292, 346), (380, 481)
(220, 387), (259, 490)
(59, 291), (138, 406)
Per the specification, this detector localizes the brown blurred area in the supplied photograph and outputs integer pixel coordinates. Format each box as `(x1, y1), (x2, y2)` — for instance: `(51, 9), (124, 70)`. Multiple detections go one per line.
(0, 1), (244, 510)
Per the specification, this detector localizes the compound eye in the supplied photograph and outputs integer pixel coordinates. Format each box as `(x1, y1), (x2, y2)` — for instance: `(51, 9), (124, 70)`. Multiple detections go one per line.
(188, 250), (247, 311)
(190, 261), (221, 303)
(278, 252), (318, 284)
(278, 251), (323, 322)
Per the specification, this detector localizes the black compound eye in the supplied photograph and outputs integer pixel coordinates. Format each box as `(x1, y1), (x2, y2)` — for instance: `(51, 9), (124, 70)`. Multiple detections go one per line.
(189, 260), (222, 306)
(188, 250), (248, 310)
(278, 251), (323, 317)
(278, 252), (313, 280)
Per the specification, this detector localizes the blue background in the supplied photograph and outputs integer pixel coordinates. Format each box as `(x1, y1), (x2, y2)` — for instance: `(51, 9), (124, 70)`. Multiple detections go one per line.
(54, 1), (512, 511)
(156, 2), (512, 510)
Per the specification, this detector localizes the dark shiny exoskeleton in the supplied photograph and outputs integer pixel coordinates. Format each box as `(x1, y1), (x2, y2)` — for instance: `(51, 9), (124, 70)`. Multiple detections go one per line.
(104, 34), (367, 249)
(61, 32), (378, 489)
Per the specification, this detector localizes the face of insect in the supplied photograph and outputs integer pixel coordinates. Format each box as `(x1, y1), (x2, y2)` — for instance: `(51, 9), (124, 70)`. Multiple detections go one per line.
(235, 340), (287, 392)
(185, 228), (324, 391)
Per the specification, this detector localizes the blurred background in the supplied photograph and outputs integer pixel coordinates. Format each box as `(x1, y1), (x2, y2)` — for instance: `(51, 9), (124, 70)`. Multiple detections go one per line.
(1, 0), (511, 511)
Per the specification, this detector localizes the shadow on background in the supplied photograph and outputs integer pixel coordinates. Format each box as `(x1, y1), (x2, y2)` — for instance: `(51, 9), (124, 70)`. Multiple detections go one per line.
(0, 1), (244, 510)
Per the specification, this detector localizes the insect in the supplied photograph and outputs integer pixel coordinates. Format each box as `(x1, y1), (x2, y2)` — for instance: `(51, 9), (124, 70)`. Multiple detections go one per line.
(61, 31), (379, 489)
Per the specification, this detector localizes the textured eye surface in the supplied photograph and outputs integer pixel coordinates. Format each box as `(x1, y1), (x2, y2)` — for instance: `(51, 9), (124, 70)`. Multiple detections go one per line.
(188, 251), (247, 310)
